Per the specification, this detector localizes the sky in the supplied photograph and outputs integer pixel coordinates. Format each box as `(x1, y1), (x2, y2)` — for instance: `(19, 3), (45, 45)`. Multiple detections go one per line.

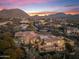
(0, 0), (79, 16)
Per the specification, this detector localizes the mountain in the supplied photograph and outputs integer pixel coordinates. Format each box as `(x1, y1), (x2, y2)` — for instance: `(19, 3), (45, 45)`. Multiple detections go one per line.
(48, 13), (68, 18)
(67, 14), (79, 24)
(0, 9), (29, 18)
(47, 12), (79, 23)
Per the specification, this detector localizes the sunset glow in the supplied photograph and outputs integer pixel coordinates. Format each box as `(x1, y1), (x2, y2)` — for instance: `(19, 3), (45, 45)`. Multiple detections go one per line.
(0, 0), (79, 16)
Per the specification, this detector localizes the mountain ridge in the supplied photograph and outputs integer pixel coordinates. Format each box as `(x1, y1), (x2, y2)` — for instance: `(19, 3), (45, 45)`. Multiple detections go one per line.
(0, 8), (29, 18)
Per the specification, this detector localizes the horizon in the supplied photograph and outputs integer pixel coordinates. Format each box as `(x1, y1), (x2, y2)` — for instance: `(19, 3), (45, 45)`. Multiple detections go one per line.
(0, 0), (79, 16)
(0, 8), (79, 16)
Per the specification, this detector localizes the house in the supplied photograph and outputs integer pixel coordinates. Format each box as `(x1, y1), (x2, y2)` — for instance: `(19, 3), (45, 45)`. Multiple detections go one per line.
(38, 35), (65, 52)
(15, 31), (38, 44)
(19, 19), (30, 31)
(65, 27), (79, 36)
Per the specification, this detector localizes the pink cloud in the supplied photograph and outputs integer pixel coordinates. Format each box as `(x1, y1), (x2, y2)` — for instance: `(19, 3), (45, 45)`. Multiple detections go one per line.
(0, 0), (16, 3)
(0, 6), (7, 10)
(65, 11), (79, 15)
(0, 0), (58, 10)
(0, 0), (52, 5)
(14, 0), (52, 5)
(29, 11), (57, 16)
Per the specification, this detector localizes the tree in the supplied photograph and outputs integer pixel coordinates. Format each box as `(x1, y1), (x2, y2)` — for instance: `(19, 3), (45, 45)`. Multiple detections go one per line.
(4, 48), (25, 59)
(0, 32), (25, 59)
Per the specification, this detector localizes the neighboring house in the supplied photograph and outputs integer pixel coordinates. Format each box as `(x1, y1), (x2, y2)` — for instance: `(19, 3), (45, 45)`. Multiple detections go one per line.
(65, 27), (79, 36)
(38, 35), (65, 52)
(15, 31), (38, 44)
(19, 19), (30, 31)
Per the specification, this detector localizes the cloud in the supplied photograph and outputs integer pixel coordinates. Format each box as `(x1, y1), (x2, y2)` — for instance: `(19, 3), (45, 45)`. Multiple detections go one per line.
(0, 0), (52, 6)
(0, 0), (53, 9)
(65, 3), (79, 7)
(29, 7), (79, 16)
(0, 0), (17, 3)
(64, 3), (79, 11)
(65, 11), (79, 15)
(65, 8), (79, 15)
(29, 11), (57, 16)
(30, 11), (57, 14)
(0, 0), (58, 10)
(0, 5), (10, 10)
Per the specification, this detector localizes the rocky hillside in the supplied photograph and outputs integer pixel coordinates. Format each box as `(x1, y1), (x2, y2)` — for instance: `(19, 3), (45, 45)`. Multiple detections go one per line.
(0, 8), (29, 18)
